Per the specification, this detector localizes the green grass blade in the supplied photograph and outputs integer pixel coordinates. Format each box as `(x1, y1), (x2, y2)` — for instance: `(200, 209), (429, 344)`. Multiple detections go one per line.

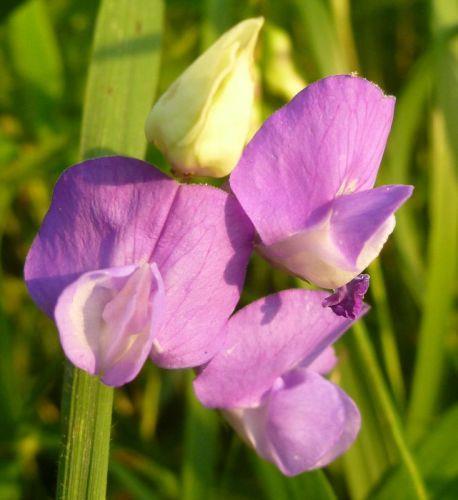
(6, 0), (63, 132)
(292, 0), (349, 75)
(252, 456), (336, 500)
(80, 0), (164, 159)
(407, 107), (457, 443)
(372, 405), (458, 499)
(369, 260), (406, 407)
(181, 372), (219, 500)
(342, 323), (428, 499)
(57, 1), (164, 498)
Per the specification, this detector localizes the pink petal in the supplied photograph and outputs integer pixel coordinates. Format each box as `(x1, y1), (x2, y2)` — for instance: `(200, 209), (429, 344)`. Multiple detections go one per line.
(230, 75), (395, 245)
(194, 289), (365, 408)
(223, 369), (360, 476)
(55, 263), (165, 387)
(258, 185), (413, 288)
(265, 369), (360, 475)
(150, 184), (254, 368)
(25, 157), (178, 316)
(24, 157), (254, 371)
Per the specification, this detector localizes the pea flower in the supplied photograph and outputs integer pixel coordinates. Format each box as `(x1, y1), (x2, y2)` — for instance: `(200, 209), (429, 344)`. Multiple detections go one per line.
(24, 157), (253, 386)
(145, 18), (263, 178)
(230, 75), (413, 318)
(194, 289), (364, 476)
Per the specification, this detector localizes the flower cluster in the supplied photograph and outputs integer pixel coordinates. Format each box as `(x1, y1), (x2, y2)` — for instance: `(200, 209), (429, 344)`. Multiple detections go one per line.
(24, 19), (412, 476)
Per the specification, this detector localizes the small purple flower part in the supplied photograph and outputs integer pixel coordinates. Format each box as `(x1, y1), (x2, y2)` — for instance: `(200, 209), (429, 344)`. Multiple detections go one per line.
(194, 289), (366, 475)
(230, 75), (414, 290)
(24, 157), (253, 386)
(323, 274), (370, 319)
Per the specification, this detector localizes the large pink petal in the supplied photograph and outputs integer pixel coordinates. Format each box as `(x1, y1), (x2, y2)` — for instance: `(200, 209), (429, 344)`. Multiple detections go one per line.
(230, 75), (395, 244)
(194, 289), (365, 408)
(150, 184), (254, 368)
(25, 157), (254, 371)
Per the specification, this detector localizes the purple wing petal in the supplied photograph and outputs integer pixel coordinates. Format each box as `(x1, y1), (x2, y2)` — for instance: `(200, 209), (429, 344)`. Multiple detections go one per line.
(230, 75), (395, 244)
(194, 289), (364, 408)
(24, 157), (178, 316)
(259, 184), (413, 288)
(150, 185), (254, 369)
(265, 369), (360, 475)
(55, 263), (165, 387)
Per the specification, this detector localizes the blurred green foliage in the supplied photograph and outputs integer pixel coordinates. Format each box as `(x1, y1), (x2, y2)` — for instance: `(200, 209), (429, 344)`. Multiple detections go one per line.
(0, 0), (456, 498)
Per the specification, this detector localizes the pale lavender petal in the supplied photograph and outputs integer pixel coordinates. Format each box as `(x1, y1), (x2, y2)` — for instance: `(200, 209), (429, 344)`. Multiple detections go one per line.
(265, 369), (360, 475)
(194, 289), (365, 408)
(323, 274), (370, 319)
(221, 369), (360, 476)
(307, 346), (337, 374)
(150, 185), (254, 369)
(258, 185), (413, 289)
(24, 156), (178, 317)
(230, 75), (395, 244)
(55, 262), (165, 387)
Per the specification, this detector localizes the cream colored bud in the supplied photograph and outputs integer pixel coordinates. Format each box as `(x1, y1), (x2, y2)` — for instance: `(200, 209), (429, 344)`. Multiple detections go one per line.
(145, 18), (263, 178)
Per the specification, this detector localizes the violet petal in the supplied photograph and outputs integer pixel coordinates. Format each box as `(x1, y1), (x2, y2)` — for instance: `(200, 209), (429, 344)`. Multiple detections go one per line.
(323, 274), (370, 319)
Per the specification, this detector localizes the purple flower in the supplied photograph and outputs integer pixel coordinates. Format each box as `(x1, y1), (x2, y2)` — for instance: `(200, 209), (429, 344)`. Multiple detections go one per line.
(230, 75), (413, 317)
(24, 156), (253, 386)
(194, 289), (365, 476)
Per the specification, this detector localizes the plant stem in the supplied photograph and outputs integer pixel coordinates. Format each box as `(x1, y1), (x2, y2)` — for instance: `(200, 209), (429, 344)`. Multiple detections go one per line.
(55, 0), (163, 497)
(57, 366), (113, 499)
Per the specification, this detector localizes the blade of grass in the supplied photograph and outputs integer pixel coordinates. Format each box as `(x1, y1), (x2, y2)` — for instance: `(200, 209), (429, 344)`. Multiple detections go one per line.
(407, 107), (456, 443)
(373, 405), (458, 499)
(368, 260), (406, 407)
(57, 1), (164, 498)
(252, 455), (336, 500)
(181, 371), (219, 500)
(342, 323), (428, 499)
(292, 0), (349, 76)
(6, 0), (63, 133)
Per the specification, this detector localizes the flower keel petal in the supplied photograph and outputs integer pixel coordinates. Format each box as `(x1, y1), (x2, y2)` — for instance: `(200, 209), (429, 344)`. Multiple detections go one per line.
(55, 263), (165, 387)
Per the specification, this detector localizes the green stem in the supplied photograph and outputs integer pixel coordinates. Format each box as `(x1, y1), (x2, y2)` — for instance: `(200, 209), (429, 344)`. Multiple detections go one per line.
(369, 260), (406, 407)
(351, 322), (429, 500)
(55, 0), (163, 497)
(57, 366), (113, 499)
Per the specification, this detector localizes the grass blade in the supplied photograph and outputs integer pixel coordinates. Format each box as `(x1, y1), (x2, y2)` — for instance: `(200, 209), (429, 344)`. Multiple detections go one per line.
(57, 1), (164, 498)
(181, 372), (219, 500)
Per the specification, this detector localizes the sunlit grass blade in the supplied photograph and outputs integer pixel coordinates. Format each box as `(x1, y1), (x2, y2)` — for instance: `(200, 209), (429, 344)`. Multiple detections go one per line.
(56, 1), (164, 498)
(252, 456), (337, 500)
(368, 260), (406, 407)
(292, 0), (349, 75)
(407, 106), (457, 443)
(339, 338), (396, 499)
(6, 0), (63, 132)
(112, 448), (179, 499)
(200, 0), (236, 49)
(341, 322), (428, 499)
(181, 372), (219, 500)
(372, 405), (458, 499)
(80, 0), (164, 160)
(139, 364), (162, 442)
